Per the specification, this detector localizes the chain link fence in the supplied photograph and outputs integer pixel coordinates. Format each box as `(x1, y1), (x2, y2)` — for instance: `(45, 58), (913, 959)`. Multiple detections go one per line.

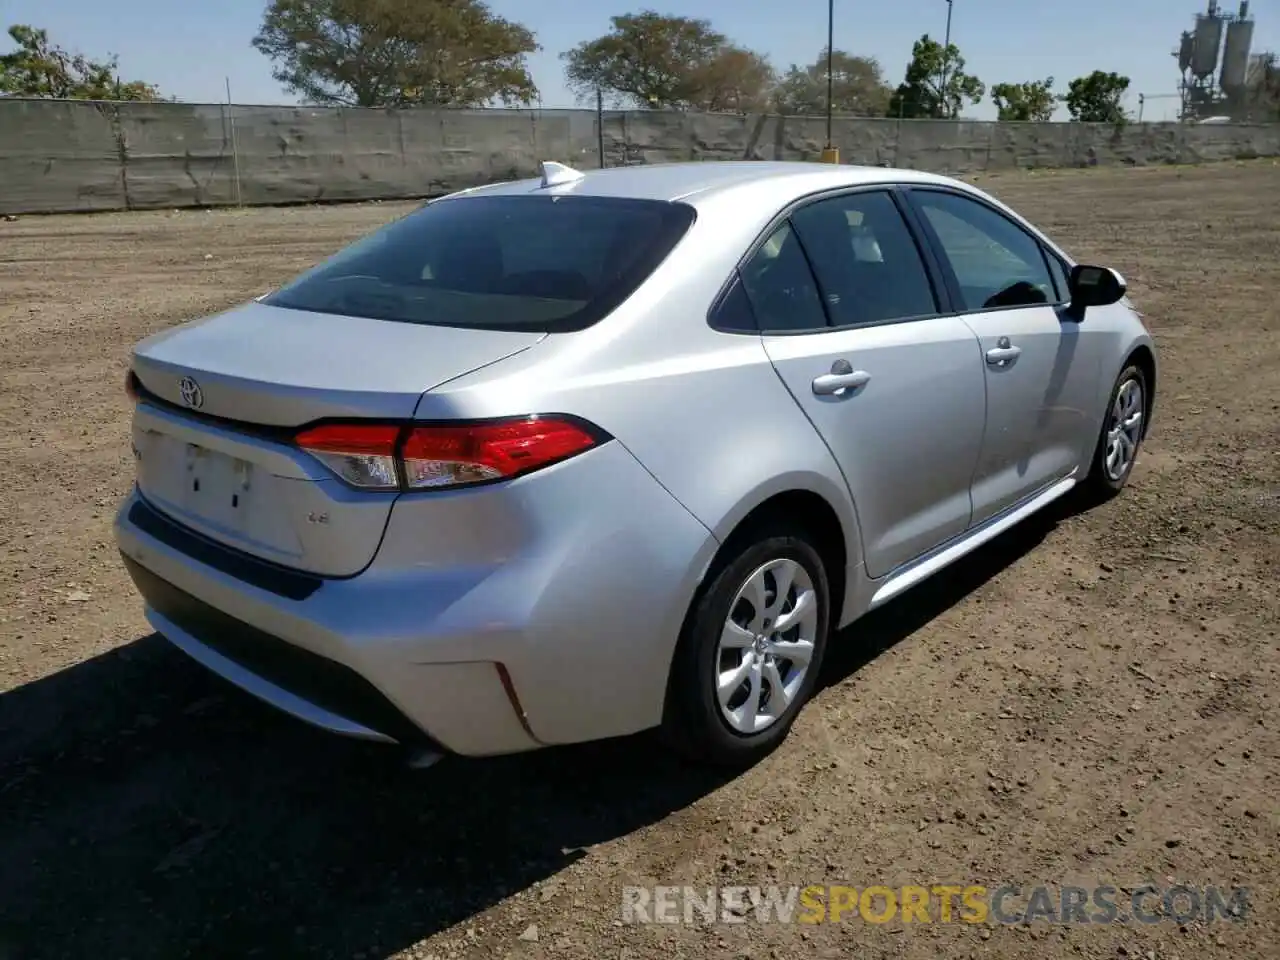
(3, 97), (1279, 215)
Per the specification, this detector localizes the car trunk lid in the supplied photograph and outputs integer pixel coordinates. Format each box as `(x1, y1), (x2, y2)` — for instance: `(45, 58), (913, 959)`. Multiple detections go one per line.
(129, 301), (543, 577)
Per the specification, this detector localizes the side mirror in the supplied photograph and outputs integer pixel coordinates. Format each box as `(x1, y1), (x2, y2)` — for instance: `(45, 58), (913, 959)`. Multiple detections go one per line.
(1067, 264), (1126, 310)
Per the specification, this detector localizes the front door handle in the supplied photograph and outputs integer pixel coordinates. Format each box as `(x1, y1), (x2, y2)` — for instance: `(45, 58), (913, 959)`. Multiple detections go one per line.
(985, 345), (1022, 366)
(812, 369), (871, 396)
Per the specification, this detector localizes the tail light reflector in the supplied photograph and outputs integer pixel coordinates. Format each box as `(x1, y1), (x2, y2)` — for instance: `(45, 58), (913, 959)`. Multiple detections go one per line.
(293, 423), (403, 490)
(294, 416), (607, 492)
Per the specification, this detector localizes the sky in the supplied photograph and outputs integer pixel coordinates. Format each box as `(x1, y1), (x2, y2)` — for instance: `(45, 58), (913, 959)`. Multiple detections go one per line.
(3, 0), (1276, 122)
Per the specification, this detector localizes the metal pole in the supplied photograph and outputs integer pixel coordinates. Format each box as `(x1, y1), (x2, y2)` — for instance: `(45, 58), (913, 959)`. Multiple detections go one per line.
(596, 86), (605, 169)
(826, 0), (834, 146)
(941, 0), (954, 117)
(1138, 93), (1145, 122)
(821, 0), (839, 162)
(226, 77), (243, 208)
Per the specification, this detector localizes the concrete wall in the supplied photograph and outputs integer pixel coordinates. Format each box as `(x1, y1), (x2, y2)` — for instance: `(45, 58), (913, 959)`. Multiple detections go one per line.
(3, 98), (1279, 215)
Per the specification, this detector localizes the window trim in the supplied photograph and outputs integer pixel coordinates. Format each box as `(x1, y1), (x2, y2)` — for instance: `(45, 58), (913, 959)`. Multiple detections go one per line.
(901, 185), (1072, 317)
(706, 183), (954, 337)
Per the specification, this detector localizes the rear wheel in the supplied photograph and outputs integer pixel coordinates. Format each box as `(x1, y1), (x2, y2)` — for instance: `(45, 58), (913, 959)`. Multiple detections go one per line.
(662, 526), (830, 767)
(1081, 363), (1148, 502)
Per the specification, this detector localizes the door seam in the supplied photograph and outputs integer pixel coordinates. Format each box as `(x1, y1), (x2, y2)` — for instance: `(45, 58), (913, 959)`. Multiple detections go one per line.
(957, 314), (989, 532)
(758, 335), (870, 571)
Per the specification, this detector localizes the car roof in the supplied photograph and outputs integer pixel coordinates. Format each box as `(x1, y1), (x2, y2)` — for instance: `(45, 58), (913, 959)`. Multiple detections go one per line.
(443, 160), (969, 205)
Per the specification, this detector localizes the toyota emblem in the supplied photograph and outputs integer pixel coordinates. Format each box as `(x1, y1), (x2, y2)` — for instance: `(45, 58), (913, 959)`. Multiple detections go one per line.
(179, 376), (204, 409)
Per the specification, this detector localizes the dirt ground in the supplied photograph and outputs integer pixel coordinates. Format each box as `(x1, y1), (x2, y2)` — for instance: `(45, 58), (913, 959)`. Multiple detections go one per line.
(0, 162), (1277, 960)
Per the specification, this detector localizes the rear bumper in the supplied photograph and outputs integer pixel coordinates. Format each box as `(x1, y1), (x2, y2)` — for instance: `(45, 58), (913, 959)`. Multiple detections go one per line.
(114, 440), (718, 756)
(122, 552), (433, 746)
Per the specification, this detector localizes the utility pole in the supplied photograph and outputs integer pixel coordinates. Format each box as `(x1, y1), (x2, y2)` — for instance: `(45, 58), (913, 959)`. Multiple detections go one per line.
(822, 0), (839, 162)
(1136, 92), (1181, 123)
(226, 77), (243, 208)
(940, 0), (954, 118)
(596, 86), (605, 168)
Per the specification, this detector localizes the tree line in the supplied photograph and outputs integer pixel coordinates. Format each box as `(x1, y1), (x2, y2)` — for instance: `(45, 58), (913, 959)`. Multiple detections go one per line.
(2, 2), (1142, 122)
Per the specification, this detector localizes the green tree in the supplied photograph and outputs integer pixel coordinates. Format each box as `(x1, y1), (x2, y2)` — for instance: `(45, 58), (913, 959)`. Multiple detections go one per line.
(561, 11), (775, 111)
(772, 48), (892, 117)
(0, 24), (163, 100)
(887, 34), (984, 119)
(252, 0), (539, 108)
(991, 77), (1057, 121)
(1062, 70), (1130, 122)
(692, 46), (777, 112)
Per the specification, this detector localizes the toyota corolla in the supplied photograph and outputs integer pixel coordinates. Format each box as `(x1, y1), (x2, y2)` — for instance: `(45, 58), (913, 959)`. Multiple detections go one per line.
(115, 160), (1156, 767)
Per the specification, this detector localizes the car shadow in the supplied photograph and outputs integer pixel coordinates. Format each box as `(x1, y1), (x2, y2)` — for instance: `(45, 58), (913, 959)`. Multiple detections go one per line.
(820, 495), (1070, 688)
(0, 499), (1075, 959)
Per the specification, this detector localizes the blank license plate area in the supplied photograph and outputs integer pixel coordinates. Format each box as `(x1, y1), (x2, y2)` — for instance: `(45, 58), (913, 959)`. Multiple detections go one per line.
(137, 430), (256, 534)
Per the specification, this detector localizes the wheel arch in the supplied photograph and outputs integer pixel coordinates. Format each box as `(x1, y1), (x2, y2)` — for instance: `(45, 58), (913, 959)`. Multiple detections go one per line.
(1088, 332), (1158, 458)
(698, 474), (863, 633)
(1124, 342), (1157, 440)
(660, 480), (860, 737)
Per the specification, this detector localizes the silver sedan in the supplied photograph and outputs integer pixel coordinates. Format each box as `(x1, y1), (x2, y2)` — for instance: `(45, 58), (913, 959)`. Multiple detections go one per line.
(115, 159), (1156, 767)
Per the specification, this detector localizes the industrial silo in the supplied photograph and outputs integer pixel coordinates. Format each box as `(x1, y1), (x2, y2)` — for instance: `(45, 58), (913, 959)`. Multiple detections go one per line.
(1178, 31), (1196, 73)
(1220, 3), (1255, 91)
(1192, 7), (1225, 80)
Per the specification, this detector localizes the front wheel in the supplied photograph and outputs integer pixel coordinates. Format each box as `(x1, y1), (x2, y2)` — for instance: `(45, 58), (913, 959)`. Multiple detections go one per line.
(662, 527), (830, 767)
(1080, 363), (1149, 502)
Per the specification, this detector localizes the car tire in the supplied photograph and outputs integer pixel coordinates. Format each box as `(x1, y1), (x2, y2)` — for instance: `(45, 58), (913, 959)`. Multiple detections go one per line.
(1080, 363), (1149, 503)
(661, 524), (831, 767)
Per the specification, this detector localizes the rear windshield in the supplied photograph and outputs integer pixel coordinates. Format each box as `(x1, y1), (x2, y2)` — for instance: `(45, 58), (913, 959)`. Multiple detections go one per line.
(264, 193), (696, 333)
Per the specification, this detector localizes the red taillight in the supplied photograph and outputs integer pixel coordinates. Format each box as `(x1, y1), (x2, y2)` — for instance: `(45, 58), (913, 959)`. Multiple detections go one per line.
(294, 417), (606, 492)
(401, 418), (601, 489)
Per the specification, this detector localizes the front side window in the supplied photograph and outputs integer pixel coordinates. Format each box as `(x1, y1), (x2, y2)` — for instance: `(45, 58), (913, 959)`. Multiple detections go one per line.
(789, 190), (938, 326)
(265, 194), (696, 333)
(1044, 248), (1071, 303)
(912, 190), (1056, 311)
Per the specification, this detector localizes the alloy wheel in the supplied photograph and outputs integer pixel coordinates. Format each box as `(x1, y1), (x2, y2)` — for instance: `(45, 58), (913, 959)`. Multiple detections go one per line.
(715, 558), (819, 734)
(1104, 377), (1145, 481)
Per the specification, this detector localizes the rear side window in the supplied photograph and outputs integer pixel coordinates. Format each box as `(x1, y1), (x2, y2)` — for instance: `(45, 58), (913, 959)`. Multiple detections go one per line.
(264, 195), (696, 333)
(709, 273), (759, 332)
(789, 190), (938, 326)
(739, 223), (828, 333)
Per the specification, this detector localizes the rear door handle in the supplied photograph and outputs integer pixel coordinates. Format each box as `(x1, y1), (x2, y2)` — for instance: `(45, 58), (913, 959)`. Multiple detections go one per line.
(985, 345), (1022, 366)
(812, 370), (871, 396)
